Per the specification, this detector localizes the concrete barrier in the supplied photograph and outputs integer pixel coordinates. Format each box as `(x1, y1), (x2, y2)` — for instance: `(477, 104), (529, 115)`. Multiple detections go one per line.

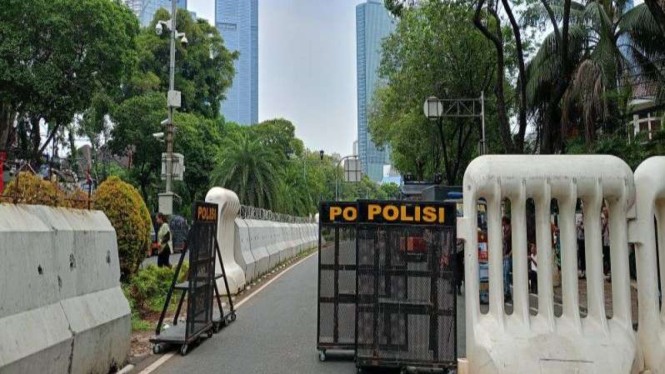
(632, 157), (665, 373)
(459, 156), (638, 374)
(234, 218), (256, 284)
(206, 188), (246, 295)
(246, 219), (270, 278)
(0, 204), (130, 374)
(265, 221), (282, 269)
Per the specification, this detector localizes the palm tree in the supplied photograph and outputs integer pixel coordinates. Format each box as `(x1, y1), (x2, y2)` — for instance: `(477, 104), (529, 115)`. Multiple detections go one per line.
(526, 0), (664, 151)
(211, 131), (282, 210)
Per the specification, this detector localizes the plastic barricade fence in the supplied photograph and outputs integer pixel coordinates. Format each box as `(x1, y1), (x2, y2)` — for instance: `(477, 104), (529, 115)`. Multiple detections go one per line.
(632, 157), (665, 374)
(206, 188), (246, 294)
(459, 156), (638, 374)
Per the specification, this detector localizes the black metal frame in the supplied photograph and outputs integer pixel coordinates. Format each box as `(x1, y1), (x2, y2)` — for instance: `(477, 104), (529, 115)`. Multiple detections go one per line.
(317, 202), (358, 356)
(150, 202), (237, 355)
(353, 200), (458, 371)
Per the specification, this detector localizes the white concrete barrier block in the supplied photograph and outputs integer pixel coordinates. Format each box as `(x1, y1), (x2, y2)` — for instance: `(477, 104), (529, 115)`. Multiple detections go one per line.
(234, 218), (256, 283)
(264, 221), (281, 269)
(246, 219), (269, 278)
(0, 204), (130, 374)
(206, 188), (246, 294)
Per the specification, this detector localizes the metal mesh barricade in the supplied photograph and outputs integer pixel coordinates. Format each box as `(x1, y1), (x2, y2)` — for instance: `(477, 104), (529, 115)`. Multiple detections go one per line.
(186, 203), (217, 340)
(317, 202), (358, 354)
(355, 201), (457, 370)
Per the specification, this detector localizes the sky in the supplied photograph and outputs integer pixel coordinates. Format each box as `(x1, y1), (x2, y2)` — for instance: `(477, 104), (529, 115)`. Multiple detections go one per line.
(188, 0), (368, 156)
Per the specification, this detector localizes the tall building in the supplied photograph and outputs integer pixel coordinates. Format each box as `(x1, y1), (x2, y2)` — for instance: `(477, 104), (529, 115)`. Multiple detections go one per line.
(216, 0), (259, 125)
(124, 0), (187, 27)
(356, 0), (395, 182)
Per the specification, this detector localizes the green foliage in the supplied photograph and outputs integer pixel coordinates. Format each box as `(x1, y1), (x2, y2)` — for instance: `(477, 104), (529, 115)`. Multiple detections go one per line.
(0, 0), (139, 154)
(125, 263), (189, 317)
(128, 9), (237, 119)
(370, 1), (501, 184)
(1, 171), (89, 208)
(93, 176), (151, 278)
(212, 129), (282, 210)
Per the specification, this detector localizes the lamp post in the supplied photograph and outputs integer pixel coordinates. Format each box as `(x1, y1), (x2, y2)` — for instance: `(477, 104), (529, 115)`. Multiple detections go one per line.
(335, 154), (361, 201)
(156, 0), (187, 215)
(423, 93), (486, 156)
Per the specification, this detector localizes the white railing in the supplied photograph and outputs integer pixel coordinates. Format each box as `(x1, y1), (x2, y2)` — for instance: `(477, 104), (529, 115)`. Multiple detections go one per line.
(459, 155), (638, 374)
(632, 157), (665, 373)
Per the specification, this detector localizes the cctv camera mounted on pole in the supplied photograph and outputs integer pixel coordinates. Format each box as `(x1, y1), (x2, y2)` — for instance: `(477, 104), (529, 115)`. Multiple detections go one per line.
(157, 0), (186, 215)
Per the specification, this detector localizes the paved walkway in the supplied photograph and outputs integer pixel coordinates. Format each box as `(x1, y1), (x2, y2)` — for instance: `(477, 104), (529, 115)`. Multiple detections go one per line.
(149, 253), (465, 374)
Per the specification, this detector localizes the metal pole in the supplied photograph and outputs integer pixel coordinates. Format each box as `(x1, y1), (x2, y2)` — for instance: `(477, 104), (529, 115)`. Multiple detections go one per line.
(480, 91), (486, 155)
(165, 0), (177, 194)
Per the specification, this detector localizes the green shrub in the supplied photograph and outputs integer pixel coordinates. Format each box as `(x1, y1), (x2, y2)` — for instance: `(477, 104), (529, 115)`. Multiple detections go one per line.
(126, 263), (189, 318)
(93, 176), (151, 277)
(1, 171), (89, 208)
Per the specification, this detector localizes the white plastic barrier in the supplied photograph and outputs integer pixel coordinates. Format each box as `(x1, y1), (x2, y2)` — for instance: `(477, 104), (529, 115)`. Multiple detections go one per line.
(632, 157), (665, 373)
(0, 204), (130, 374)
(206, 188), (246, 295)
(460, 156), (638, 374)
(276, 222), (290, 263)
(246, 219), (270, 277)
(234, 218), (256, 284)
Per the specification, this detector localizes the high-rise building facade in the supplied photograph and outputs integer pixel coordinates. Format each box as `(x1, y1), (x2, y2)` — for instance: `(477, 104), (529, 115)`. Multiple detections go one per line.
(356, 0), (395, 182)
(124, 0), (187, 27)
(216, 0), (259, 125)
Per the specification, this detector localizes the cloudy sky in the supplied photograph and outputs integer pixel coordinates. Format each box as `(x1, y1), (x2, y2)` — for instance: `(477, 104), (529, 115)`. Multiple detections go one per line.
(188, 0), (369, 156)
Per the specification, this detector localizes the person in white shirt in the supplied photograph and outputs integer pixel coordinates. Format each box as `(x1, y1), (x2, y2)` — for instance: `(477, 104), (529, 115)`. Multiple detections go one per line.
(529, 243), (537, 294)
(157, 212), (173, 268)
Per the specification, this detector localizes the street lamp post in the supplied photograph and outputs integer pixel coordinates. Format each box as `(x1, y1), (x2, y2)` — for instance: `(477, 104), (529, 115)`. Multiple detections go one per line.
(423, 93), (487, 156)
(334, 155), (361, 201)
(156, 0), (187, 215)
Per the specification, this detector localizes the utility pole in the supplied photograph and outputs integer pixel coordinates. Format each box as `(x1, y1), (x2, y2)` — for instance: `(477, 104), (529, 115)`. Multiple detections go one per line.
(156, 0), (186, 215)
(165, 0), (176, 195)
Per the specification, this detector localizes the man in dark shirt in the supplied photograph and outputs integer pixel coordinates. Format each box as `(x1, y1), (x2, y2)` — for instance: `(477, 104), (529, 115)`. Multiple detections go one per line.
(502, 216), (512, 301)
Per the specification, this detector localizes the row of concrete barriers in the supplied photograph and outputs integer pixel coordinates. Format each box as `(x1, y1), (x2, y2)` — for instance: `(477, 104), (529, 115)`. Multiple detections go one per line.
(206, 187), (318, 295)
(0, 204), (130, 374)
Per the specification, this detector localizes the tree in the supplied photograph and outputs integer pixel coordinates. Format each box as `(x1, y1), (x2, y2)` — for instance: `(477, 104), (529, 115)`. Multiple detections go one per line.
(211, 130), (282, 210)
(370, 1), (502, 185)
(0, 0), (139, 161)
(128, 8), (237, 119)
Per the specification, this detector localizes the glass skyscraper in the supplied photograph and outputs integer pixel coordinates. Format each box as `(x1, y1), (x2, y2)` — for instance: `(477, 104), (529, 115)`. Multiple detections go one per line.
(124, 0), (187, 27)
(356, 0), (395, 182)
(216, 0), (259, 125)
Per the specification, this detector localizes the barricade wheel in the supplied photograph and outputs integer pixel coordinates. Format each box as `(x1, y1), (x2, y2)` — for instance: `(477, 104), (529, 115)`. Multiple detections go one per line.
(152, 344), (164, 354)
(180, 344), (189, 356)
(319, 350), (326, 362)
(207, 329), (214, 338)
(213, 324), (221, 333)
(230, 312), (237, 322)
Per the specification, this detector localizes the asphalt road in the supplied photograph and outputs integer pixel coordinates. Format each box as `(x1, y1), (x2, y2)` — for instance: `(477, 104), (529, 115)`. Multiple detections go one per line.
(150, 253), (466, 374)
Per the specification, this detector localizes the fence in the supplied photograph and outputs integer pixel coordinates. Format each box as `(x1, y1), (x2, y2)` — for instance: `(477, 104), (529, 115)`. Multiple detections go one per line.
(459, 155), (637, 374)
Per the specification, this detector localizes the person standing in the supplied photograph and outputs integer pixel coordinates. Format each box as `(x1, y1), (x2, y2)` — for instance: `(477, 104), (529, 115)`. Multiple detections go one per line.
(157, 212), (173, 268)
(529, 243), (538, 294)
(502, 216), (512, 302)
(602, 206), (611, 280)
(576, 209), (586, 278)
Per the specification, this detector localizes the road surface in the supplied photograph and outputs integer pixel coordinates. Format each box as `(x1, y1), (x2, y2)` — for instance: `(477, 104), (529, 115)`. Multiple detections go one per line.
(149, 253), (465, 374)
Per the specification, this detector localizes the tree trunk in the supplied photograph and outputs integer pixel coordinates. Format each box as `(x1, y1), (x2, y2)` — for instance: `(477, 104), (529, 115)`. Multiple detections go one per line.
(473, 0), (515, 153)
(0, 103), (13, 152)
(501, 0), (528, 153)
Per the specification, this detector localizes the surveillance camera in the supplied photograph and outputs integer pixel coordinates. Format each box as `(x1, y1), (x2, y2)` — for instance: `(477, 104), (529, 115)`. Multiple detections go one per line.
(155, 23), (163, 36)
(153, 132), (165, 139)
(180, 36), (188, 47)
(160, 118), (169, 126)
